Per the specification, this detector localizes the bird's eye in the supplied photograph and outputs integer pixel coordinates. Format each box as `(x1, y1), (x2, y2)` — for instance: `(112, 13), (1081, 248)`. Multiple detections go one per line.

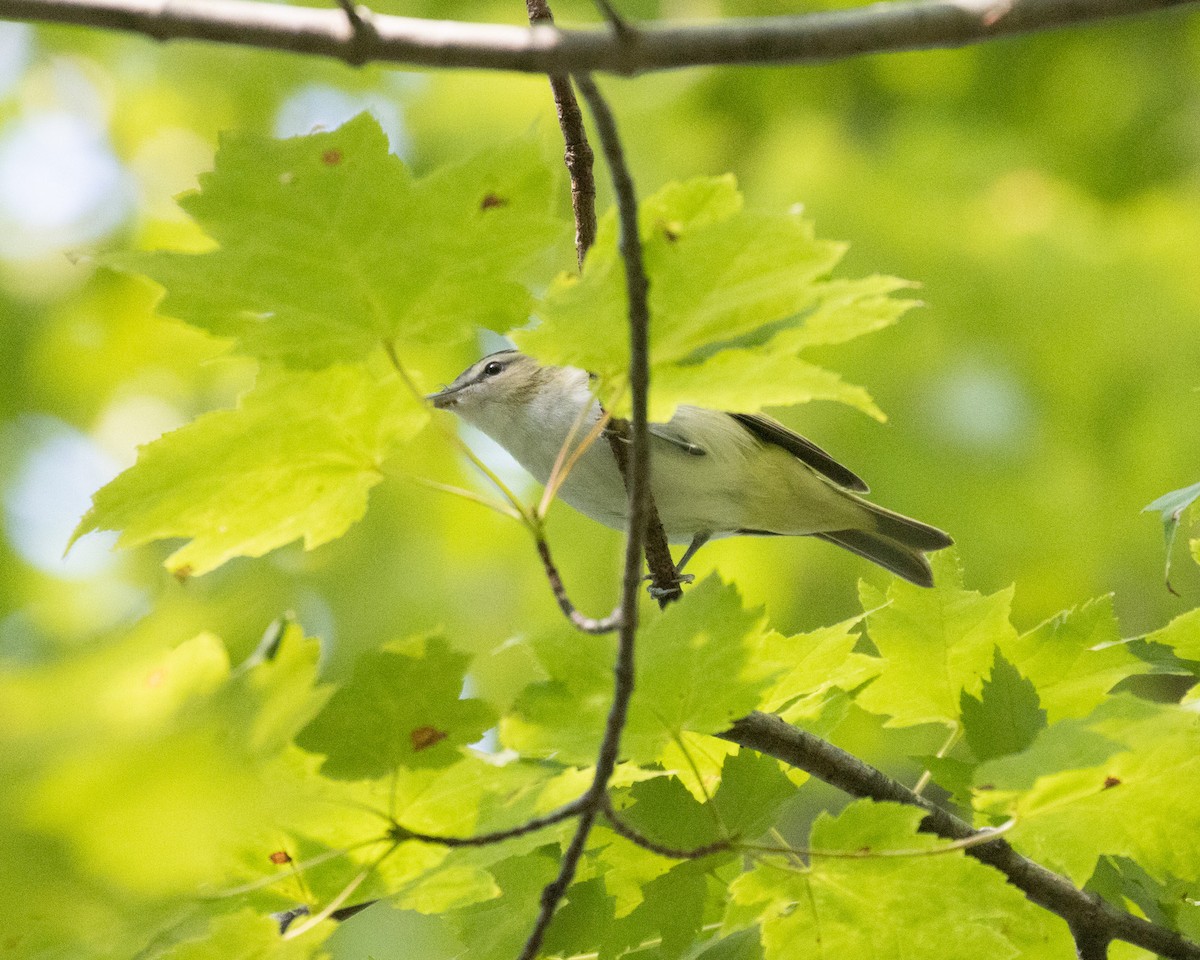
(483, 361), (504, 377)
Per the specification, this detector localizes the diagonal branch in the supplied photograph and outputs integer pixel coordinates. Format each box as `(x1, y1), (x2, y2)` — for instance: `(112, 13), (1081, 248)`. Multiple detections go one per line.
(721, 711), (1200, 960)
(0, 0), (1195, 76)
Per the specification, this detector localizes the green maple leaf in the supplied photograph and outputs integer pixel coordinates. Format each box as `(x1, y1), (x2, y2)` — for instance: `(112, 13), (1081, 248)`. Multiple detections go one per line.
(999, 596), (1143, 723)
(975, 696), (1200, 885)
(503, 576), (778, 765)
(615, 750), (795, 851)
(960, 649), (1046, 762)
(114, 114), (566, 367)
(296, 635), (496, 780)
(1145, 606), (1200, 661)
(515, 175), (914, 421)
(854, 552), (1017, 727)
(73, 364), (425, 577)
(729, 801), (1073, 959)
(757, 614), (882, 721)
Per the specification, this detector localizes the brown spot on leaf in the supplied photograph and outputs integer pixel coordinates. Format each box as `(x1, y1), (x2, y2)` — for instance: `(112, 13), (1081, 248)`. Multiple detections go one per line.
(269, 850), (292, 865)
(480, 193), (507, 210)
(410, 726), (448, 752)
(977, 783), (995, 791)
(1103, 776), (1121, 790)
(172, 565), (193, 583)
(658, 221), (679, 242)
(322, 148), (343, 166)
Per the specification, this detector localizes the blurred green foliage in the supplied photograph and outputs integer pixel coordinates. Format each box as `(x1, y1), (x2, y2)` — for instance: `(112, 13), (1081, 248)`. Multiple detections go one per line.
(3, 1), (1200, 958)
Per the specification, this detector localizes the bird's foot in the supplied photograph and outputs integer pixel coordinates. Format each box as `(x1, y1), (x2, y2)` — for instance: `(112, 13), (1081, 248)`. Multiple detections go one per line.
(645, 573), (695, 600)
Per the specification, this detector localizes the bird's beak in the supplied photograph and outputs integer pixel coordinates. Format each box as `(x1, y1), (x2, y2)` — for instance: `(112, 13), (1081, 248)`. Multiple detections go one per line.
(424, 383), (467, 409)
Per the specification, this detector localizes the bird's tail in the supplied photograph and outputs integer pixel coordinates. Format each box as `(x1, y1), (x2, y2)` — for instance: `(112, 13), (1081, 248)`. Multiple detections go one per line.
(815, 500), (954, 588)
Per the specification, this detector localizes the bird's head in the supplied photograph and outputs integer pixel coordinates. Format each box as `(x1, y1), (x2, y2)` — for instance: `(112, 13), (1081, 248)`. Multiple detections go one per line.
(425, 350), (552, 416)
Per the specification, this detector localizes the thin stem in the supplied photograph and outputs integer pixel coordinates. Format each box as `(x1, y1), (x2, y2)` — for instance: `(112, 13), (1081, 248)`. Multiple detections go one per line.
(204, 839), (386, 898)
(280, 841), (399, 939)
(741, 819), (1016, 860)
(912, 723), (961, 796)
(384, 340), (532, 526)
(534, 533), (622, 634)
(537, 398), (611, 520)
(525, 0), (597, 266)
(394, 799), (586, 847)
(515, 71), (651, 960)
(402, 474), (525, 522)
(601, 796), (732, 860)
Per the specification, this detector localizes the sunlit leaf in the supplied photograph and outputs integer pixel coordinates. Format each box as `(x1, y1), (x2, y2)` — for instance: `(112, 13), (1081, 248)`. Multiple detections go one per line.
(26, 626), (327, 896)
(975, 696), (1200, 885)
(999, 597), (1143, 723)
(504, 577), (778, 765)
(1145, 607), (1200, 661)
(112, 114), (567, 367)
(158, 908), (331, 959)
(516, 176), (915, 421)
(73, 364), (425, 577)
(854, 552), (1017, 727)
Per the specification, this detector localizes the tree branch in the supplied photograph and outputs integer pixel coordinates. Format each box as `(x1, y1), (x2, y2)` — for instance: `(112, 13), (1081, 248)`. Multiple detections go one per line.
(526, 0), (596, 267)
(721, 711), (1200, 960)
(514, 72), (652, 960)
(0, 0), (1195, 76)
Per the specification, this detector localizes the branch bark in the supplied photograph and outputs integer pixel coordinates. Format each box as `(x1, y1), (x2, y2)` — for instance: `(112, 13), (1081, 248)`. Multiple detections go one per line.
(721, 711), (1200, 960)
(0, 0), (1194, 75)
(525, 0), (596, 266)
(515, 72), (653, 960)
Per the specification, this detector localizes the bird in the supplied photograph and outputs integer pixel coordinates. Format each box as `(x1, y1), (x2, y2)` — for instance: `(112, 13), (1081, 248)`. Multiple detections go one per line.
(426, 349), (952, 588)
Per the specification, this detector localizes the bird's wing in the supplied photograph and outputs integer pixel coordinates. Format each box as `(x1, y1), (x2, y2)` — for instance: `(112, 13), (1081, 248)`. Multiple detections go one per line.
(728, 412), (869, 492)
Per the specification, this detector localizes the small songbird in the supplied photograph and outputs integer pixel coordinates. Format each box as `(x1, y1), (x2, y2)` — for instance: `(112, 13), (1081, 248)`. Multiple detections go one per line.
(426, 350), (952, 587)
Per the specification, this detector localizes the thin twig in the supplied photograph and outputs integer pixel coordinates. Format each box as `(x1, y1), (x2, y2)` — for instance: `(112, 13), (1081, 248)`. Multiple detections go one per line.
(593, 0), (634, 36)
(280, 840), (399, 939)
(2, 0), (1194, 75)
(601, 796), (733, 860)
(515, 71), (651, 960)
(330, 0), (376, 65)
(393, 799), (586, 847)
(384, 340), (532, 526)
(721, 711), (1200, 960)
(534, 534), (622, 633)
(525, 0), (597, 266)
(740, 818), (1016, 860)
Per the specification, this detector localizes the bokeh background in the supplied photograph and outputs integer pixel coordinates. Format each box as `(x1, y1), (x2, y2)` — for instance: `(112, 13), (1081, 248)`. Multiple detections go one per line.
(3, 0), (1198, 681)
